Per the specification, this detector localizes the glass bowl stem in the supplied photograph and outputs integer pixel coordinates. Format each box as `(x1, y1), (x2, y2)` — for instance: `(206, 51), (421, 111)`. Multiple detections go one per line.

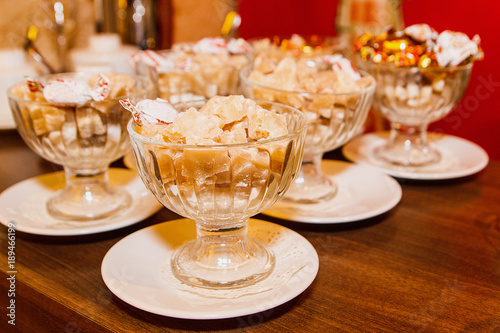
(284, 152), (336, 203)
(46, 166), (131, 221)
(375, 122), (440, 166)
(171, 221), (275, 289)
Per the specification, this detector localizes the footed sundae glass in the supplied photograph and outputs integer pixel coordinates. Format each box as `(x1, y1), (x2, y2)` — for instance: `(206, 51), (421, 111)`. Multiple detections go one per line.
(240, 62), (375, 204)
(357, 60), (473, 166)
(139, 37), (252, 103)
(127, 99), (307, 289)
(8, 72), (155, 221)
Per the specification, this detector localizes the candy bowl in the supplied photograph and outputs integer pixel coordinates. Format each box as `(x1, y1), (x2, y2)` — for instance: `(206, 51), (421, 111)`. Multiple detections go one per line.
(7, 72), (155, 221)
(137, 37), (252, 103)
(355, 24), (483, 166)
(356, 61), (472, 166)
(126, 97), (307, 289)
(240, 56), (375, 204)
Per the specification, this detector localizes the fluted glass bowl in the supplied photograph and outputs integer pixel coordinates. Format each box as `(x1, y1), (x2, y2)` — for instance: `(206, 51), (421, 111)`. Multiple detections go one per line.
(240, 64), (375, 203)
(356, 59), (473, 166)
(127, 99), (307, 289)
(8, 72), (155, 221)
(144, 49), (251, 103)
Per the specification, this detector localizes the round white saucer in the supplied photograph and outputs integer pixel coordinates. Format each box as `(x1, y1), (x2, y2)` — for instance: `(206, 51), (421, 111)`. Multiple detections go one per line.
(0, 168), (162, 236)
(342, 131), (489, 180)
(263, 160), (402, 223)
(101, 219), (319, 319)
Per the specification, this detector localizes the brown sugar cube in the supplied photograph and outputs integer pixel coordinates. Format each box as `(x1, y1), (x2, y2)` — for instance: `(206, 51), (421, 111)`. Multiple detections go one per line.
(152, 147), (178, 184)
(75, 106), (107, 140)
(220, 121), (248, 144)
(166, 108), (224, 144)
(42, 106), (67, 133)
(231, 147), (271, 186)
(176, 148), (231, 183)
(247, 107), (288, 141)
(199, 95), (247, 125)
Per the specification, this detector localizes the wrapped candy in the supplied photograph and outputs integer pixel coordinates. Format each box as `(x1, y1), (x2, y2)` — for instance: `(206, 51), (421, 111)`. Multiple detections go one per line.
(192, 37), (228, 54)
(178, 37), (253, 56)
(404, 24), (438, 43)
(120, 98), (180, 125)
(136, 50), (177, 72)
(355, 24), (483, 68)
(434, 31), (482, 67)
(26, 74), (111, 104)
(227, 38), (253, 54)
(324, 54), (361, 80)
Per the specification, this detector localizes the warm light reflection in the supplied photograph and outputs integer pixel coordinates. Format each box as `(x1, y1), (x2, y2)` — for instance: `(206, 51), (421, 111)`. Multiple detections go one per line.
(54, 2), (65, 25)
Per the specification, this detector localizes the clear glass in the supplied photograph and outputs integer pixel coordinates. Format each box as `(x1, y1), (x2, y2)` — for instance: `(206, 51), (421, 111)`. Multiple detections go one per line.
(8, 72), (155, 221)
(240, 64), (375, 204)
(356, 60), (473, 166)
(144, 49), (251, 103)
(128, 100), (307, 289)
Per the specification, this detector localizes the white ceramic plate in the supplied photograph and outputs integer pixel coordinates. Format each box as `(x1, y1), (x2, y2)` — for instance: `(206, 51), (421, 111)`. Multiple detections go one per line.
(262, 160), (402, 223)
(101, 219), (319, 319)
(0, 168), (162, 236)
(342, 132), (489, 180)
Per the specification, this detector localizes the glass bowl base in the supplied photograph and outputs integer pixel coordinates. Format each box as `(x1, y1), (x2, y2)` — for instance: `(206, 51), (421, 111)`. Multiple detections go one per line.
(171, 237), (275, 289)
(46, 186), (132, 222)
(281, 172), (338, 204)
(374, 143), (441, 167)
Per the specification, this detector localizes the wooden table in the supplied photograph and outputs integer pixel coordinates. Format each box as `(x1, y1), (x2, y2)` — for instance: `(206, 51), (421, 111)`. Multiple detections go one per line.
(1, 129), (499, 332)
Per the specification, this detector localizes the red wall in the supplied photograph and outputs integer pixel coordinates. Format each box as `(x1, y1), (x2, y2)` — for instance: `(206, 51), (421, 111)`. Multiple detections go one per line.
(239, 0), (500, 160)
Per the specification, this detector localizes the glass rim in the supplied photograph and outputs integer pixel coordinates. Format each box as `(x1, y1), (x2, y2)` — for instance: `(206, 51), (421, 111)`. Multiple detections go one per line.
(239, 63), (376, 97)
(127, 99), (308, 149)
(248, 34), (342, 46)
(356, 57), (474, 73)
(153, 47), (253, 57)
(6, 71), (150, 105)
(143, 49), (253, 74)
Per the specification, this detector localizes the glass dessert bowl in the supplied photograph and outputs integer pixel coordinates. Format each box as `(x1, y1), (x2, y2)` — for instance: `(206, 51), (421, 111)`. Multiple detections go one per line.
(8, 72), (155, 221)
(356, 61), (472, 166)
(137, 37), (252, 103)
(240, 55), (375, 204)
(355, 24), (483, 166)
(126, 96), (307, 289)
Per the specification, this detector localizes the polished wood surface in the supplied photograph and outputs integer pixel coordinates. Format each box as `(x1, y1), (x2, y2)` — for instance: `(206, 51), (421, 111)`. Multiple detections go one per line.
(1, 129), (499, 332)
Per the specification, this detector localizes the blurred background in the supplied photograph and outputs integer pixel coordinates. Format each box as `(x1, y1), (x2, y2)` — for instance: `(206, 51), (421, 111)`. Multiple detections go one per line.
(0, 0), (498, 159)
